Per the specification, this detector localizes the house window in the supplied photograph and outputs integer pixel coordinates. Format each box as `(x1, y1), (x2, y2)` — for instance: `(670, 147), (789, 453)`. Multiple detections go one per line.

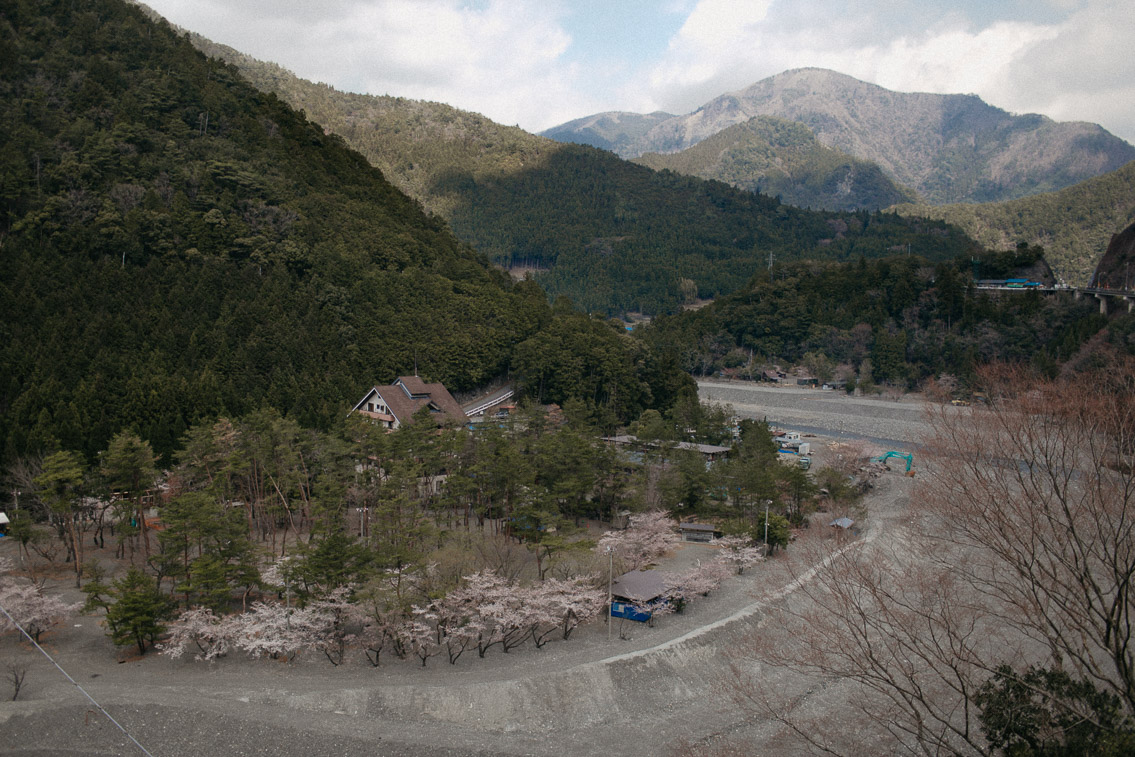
(367, 403), (374, 412)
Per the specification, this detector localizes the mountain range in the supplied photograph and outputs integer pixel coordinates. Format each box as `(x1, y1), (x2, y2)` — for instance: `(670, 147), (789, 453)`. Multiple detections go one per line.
(179, 32), (973, 316)
(543, 68), (1135, 207)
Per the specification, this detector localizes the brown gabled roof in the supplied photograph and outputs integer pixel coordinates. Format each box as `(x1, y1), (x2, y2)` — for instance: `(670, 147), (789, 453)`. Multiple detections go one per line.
(395, 375), (431, 398)
(354, 377), (467, 426)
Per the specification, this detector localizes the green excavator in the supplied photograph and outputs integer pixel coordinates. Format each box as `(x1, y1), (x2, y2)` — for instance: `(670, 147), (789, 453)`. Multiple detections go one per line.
(872, 451), (914, 473)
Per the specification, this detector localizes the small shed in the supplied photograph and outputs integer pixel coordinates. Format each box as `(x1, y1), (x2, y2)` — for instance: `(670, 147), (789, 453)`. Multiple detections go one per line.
(610, 570), (669, 622)
(678, 522), (720, 543)
(829, 517), (855, 529)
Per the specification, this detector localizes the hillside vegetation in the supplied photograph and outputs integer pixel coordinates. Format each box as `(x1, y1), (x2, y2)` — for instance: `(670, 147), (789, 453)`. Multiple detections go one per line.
(634, 116), (917, 211)
(170, 36), (976, 316)
(642, 248), (1130, 388)
(894, 160), (1135, 286)
(180, 33), (548, 222)
(544, 68), (1135, 206)
(0, 0), (688, 463)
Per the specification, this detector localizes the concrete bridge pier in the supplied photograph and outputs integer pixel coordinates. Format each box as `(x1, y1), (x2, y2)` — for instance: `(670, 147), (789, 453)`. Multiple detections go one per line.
(1097, 294), (1109, 315)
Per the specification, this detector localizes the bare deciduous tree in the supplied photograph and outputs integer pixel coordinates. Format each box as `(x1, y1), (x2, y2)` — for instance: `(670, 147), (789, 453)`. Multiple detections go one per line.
(921, 361), (1135, 717)
(4, 658), (28, 701)
(718, 360), (1135, 756)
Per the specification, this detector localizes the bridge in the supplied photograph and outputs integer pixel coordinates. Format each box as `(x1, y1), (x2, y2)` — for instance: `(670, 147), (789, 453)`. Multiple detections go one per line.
(973, 283), (1135, 315)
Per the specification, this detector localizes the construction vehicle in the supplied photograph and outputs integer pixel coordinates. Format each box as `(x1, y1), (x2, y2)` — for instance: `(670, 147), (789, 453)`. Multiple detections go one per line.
(872, 451), (914, 474)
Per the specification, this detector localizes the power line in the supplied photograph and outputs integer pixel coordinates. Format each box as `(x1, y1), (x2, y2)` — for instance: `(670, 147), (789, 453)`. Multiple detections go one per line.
(0, 602), (156, 757)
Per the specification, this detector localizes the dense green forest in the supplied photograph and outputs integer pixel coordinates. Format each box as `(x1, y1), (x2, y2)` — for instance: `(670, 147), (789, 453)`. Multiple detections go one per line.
(634, 116), (917, 212)
(180, 34), (977, 316)
(895, 160), (1135, 286)
(641, 248), (1130, 387)
(0, 0), (687, 465)
(441, 154), (973, 315)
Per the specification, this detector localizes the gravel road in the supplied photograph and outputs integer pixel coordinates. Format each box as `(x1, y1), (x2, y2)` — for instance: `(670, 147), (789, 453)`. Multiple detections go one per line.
(0, 386), (931, 757)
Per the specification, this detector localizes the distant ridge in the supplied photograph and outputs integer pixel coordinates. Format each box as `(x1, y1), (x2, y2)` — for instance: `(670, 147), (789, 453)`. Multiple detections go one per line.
(895, 159), (1135, 286)
(541, 111), (676, 155)
(543, 68), (1135, 206)
(634, 115), (917, 212)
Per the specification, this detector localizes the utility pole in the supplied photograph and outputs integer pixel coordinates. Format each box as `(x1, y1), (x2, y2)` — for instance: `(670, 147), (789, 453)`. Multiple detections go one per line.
(764, 500), (770, 551)
(606, 546), (613, 642)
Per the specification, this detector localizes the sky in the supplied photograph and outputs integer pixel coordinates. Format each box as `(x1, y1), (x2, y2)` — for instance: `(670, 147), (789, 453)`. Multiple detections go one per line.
(143, 0), (1135, 143)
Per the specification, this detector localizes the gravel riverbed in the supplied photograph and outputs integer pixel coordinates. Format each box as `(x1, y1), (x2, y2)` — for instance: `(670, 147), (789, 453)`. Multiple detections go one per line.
(697, 379), (938, 448)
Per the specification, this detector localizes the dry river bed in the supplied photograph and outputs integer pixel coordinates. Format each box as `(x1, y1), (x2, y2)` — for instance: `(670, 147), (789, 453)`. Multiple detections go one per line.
(697, 379), (937, 449)
(0, 384), (934, 756)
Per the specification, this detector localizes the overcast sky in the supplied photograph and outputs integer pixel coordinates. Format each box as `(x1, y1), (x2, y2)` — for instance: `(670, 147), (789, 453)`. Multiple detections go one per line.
(144, 0), (1134, 143)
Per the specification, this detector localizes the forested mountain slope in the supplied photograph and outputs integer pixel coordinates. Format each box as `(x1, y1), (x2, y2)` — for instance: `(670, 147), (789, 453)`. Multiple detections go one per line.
(177, 31), (549, 223)
(641, 249), (1126, 388)
(166, 33), (976, 316)
(0, 0), (685, 462)
(634, 116), (917, 212)
(894, 160), (1135, 286)
(544, 68), (1135, 206)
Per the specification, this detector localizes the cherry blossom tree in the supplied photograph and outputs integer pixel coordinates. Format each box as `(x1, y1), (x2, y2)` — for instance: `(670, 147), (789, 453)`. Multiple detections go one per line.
(358, 612), (403, 667)
(230, 601), (324, 661)
(401, 616), (442, 667)
(534, 576), (606, 642)
(473, 574), (531, 654)
(355, 566), (423, 666)
(0, 582), (80, 642)
(425, 592), (483, 665)
(160, 607), (235, 661)
(443, 570), (513, 658)
(713, 535), (764, 575)
(441, 615), (481, 665)
(663, 560), (731, 615)
(307, 588), (364, 666)
(597, 509), (680, 570)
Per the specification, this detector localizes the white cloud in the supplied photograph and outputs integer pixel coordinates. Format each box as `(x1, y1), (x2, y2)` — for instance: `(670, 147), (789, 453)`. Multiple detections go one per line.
(1002, 3), (1135, 136)
(637, 0), (1135, 143)
(146, 0), (1135, 142)
(147, 0), (596, 130)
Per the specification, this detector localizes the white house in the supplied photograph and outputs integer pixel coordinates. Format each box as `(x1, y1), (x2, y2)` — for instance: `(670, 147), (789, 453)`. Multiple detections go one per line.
(350, 376), (468, 430)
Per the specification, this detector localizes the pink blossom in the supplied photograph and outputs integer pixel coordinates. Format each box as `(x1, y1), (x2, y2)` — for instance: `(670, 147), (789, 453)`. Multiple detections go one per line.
(597, 510), (680, 570)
